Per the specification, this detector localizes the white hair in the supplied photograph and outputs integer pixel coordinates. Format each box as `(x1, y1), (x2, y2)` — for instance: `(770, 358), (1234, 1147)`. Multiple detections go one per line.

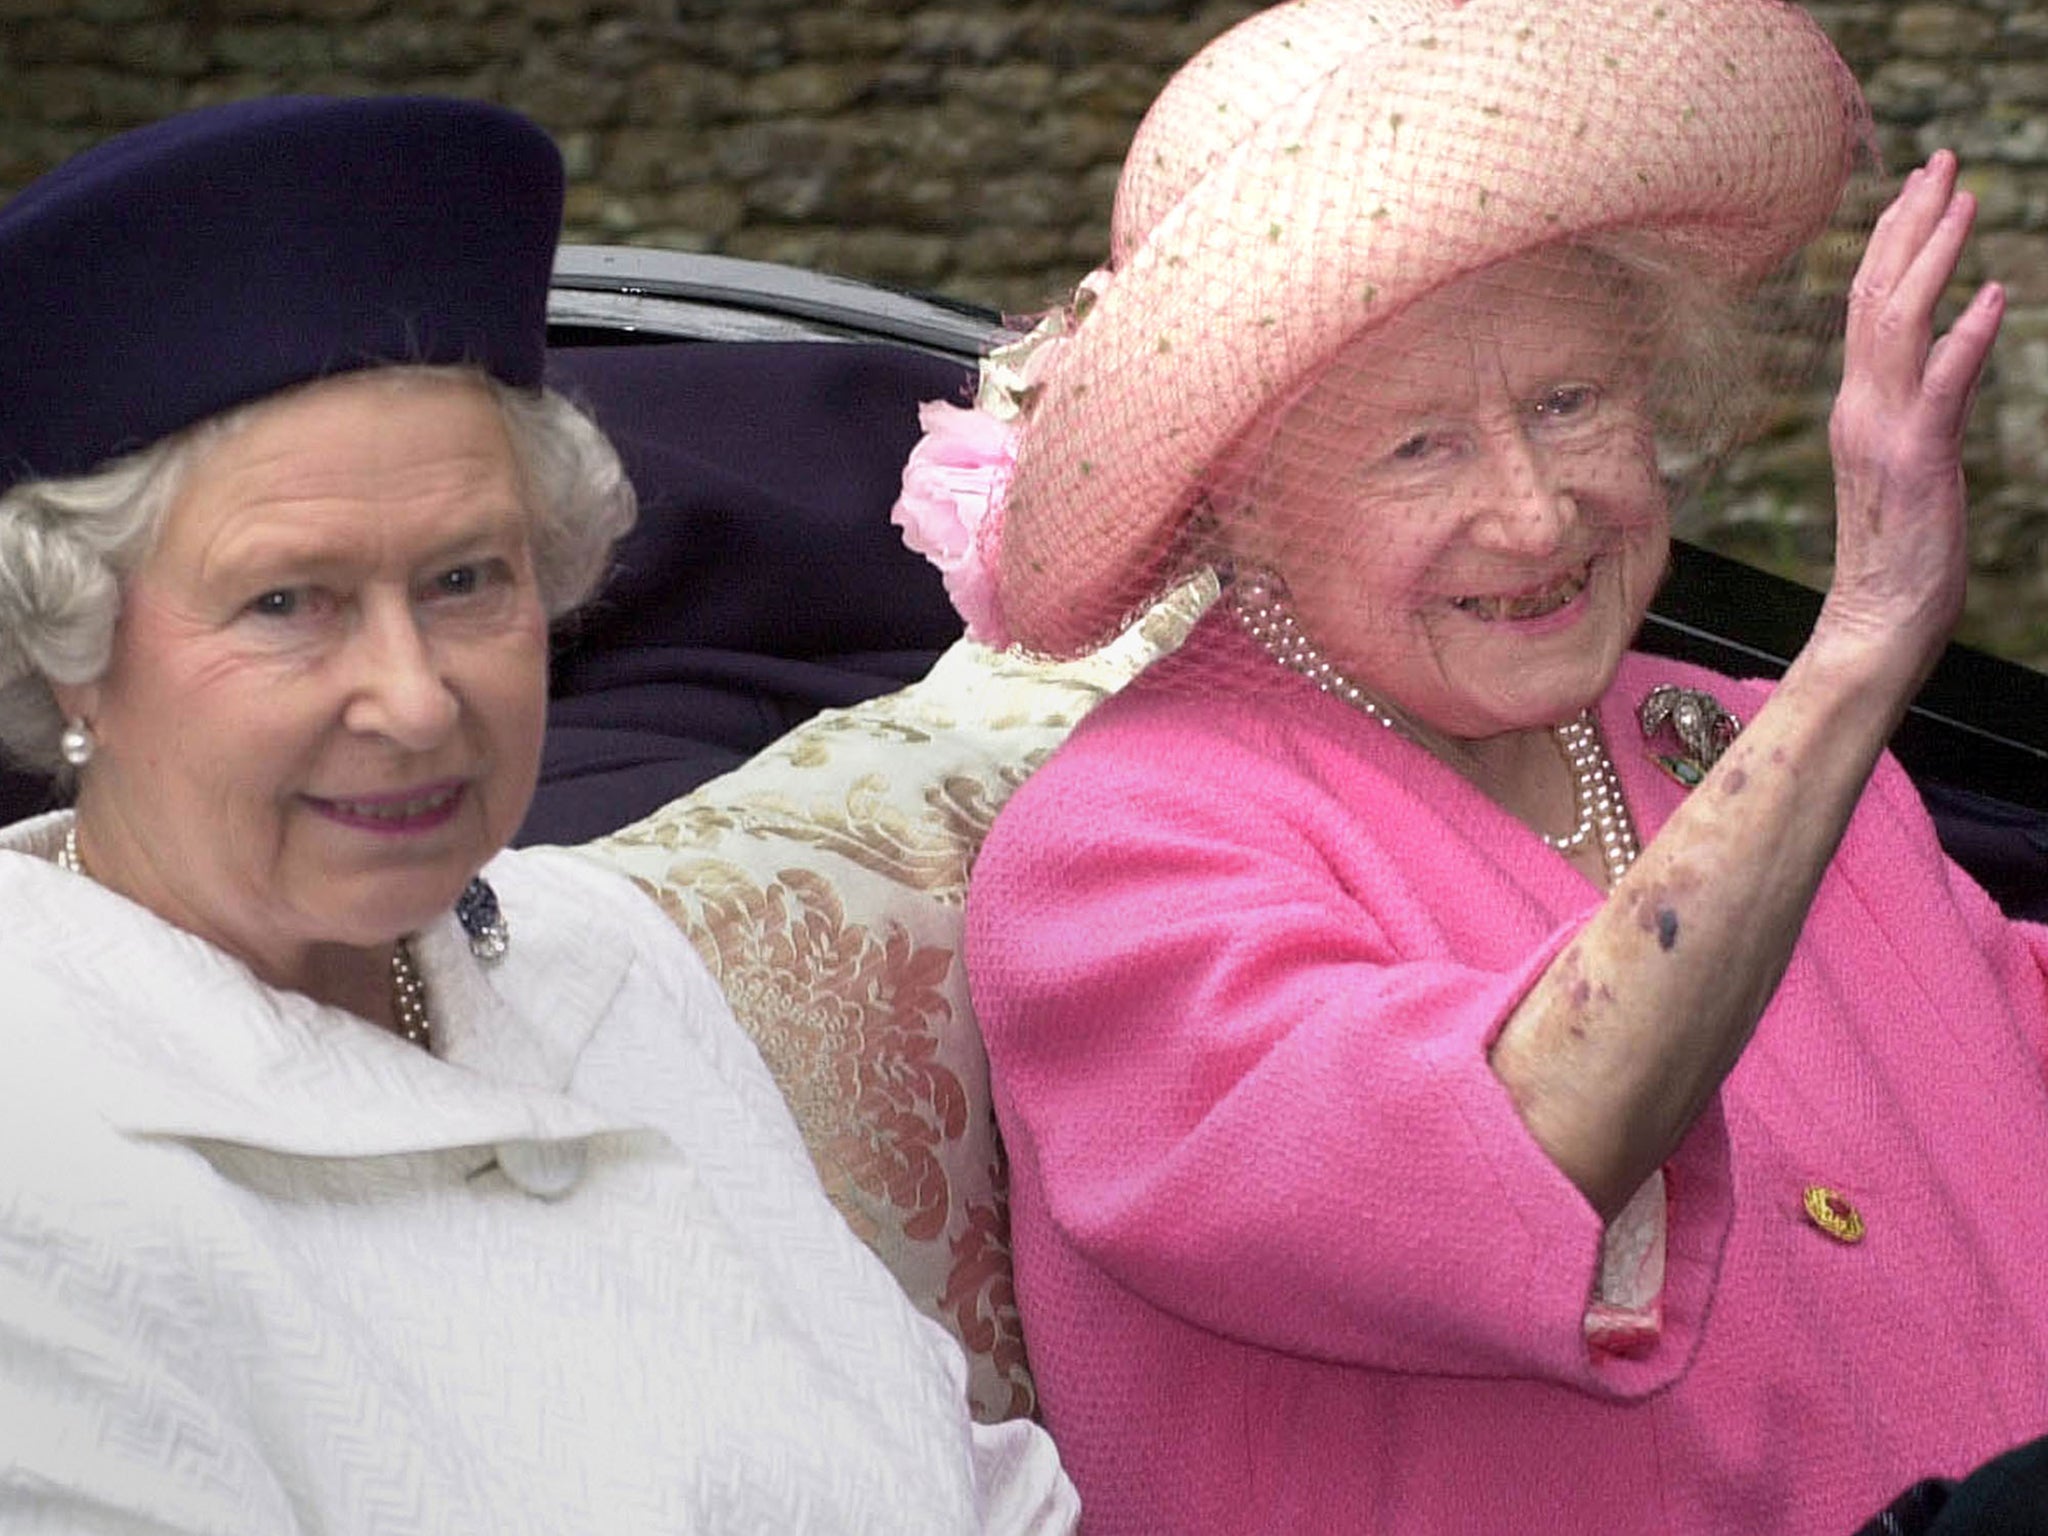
(0, 366), (636, 779)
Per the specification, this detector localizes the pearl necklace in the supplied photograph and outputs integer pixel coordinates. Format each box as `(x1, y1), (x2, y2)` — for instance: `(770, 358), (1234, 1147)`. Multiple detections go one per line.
(1231, 573), (1642, 886)
(389, 939), (433, 1051)
(1549, 713), (1641, 886)
(56, 819), (435, 1050)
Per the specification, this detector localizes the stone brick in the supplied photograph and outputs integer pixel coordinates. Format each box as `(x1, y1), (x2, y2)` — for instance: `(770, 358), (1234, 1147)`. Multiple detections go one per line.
(970, 271), (1074, 316)
(741, 62), (879, 116)
(1985, 61), (2048, 107)
(554, 128), (600, 180)
(1035, 12), (1174, 66)
(1018, 112), (1134, 173)
(625, 59), (745, 123)
(700, 14), (788, 70)
(334, 18), (500, 74)
(13, 66), (114, 124)
(602, 126), (719, 191)
(968, 170), (1077, 229)
(1891, 5), (1998, 59)
(561, 180), (612, 230)
(1054, 61), (1168, 118)
(1995, 394), (2048, 483)
(6, 18), (121, 66)
(95, 21), (207, 75)
(1978, 232), (2048, 303)
(722, 224), (831, 271)
(711, 118), (848, 181)
(1170, 4), (1266, 63)
(2008, 9), (2048, 50)
(869, 61), (943, 105)
(840, 166), (967, 230)
(788, 11), (906, 58)
(209, 0), (387, 17)
(499, 64), (629, 131)
(743, 165), (843, 222)
(1803, 4), (1896, 63)
(1066, 221), (1114, 264)
(947, 61), (1057, 113)
(1933, 107), (2048, 167)
(1963, 162), (2030, 229)
(0, 123), (93, 190)
(957, 223), (1069, 273)
(211, 25), (338, 73)
(623, 222), (720, 254)
(68, 0), (156, 21)
(831, 227), (953, 283)
(647, 182), (746, 237)
(904, 11), (1026, 66)
(1864, 59), (1981, 119)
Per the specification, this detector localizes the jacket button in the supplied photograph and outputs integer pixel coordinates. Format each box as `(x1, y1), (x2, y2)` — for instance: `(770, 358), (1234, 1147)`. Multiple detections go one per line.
(495, 1139), (587, 1199)
(1803, 1185), (1864, 1244)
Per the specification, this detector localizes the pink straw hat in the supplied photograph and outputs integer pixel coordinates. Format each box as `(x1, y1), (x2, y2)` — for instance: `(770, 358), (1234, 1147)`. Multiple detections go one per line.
(996, 0), (1867, 657)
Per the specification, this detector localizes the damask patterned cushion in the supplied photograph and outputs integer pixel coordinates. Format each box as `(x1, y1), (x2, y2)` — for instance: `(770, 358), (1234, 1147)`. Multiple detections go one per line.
(571, 580), (1213, 1422)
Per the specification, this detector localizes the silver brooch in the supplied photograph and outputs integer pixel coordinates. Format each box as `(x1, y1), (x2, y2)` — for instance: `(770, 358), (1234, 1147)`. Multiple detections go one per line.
(1638, 684), (1742, 788)
(456, 876), (510, 963)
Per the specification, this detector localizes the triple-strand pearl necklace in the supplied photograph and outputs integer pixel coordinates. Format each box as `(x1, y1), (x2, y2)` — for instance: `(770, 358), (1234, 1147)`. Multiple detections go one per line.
(55, 819), (434, 1052)
(1231, 575), (1642, 886)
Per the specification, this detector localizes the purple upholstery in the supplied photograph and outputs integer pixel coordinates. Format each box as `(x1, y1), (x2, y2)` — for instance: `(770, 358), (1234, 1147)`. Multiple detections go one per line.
(521, 339), (972, 845)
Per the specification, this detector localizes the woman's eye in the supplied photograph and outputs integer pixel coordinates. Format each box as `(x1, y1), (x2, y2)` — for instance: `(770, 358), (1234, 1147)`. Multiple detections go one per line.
(1390, 432), (1440, 463)
(248, 588), (303, 619)
(427, 561), (501, 599)
(1533, 384), (1599, 420)
(422, 558), (517, 605)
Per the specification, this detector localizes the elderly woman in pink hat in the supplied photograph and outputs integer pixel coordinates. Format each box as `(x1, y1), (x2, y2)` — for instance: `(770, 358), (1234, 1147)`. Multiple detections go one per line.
(892, 0), (2044, 1530)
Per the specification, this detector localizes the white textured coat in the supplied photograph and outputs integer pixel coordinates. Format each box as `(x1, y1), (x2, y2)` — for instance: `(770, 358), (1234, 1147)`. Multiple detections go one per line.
(0, 813), (1075, 1535)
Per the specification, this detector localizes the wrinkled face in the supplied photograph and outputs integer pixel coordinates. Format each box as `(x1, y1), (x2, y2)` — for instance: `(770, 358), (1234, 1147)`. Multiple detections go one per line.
(65, 370), (548, 985)
(1236, 250), (1670, 740)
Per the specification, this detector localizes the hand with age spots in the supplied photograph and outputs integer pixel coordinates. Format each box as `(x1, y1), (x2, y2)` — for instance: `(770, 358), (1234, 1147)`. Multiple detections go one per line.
(1819, 150), (2004, 690)
(1493, 157), (2004, 1220)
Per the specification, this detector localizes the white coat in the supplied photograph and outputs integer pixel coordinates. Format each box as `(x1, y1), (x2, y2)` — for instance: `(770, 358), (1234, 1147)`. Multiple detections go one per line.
(0, 812), (1076, 1535)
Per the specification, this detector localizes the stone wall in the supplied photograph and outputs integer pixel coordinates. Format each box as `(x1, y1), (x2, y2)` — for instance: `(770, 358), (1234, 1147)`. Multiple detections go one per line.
(3, 0), (2046, 659)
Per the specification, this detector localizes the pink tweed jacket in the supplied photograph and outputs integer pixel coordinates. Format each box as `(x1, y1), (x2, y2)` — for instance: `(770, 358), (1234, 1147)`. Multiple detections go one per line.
(968, 618), (2048, 1535)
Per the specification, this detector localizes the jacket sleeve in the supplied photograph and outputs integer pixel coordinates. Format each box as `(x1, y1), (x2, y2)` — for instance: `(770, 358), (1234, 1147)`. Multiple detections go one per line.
(967, 704), (1734, 1398)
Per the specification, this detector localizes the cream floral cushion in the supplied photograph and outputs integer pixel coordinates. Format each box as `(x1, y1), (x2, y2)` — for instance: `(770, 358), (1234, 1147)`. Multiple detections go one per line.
(573, 578), (1213, 1422)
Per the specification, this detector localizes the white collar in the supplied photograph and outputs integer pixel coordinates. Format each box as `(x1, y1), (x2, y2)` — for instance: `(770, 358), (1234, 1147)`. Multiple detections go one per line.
(0, 812), (640, 1159)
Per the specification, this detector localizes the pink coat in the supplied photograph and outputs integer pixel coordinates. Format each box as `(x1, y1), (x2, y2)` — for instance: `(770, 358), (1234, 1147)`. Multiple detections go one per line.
(968, 620), (2048, 1534)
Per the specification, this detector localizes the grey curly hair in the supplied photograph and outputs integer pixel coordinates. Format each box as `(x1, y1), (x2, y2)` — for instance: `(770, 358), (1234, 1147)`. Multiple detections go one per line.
(0, 366), (635, 779)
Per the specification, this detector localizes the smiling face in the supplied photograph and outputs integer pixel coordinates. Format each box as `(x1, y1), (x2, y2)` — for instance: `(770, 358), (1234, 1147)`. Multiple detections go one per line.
(1231, 248), (1671, 742)
(62, 369), (548, 992)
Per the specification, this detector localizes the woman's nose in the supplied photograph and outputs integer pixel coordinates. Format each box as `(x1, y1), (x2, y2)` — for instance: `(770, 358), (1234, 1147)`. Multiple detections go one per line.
(1466, 430), (1574, 554)
(341, 601), (460, 749)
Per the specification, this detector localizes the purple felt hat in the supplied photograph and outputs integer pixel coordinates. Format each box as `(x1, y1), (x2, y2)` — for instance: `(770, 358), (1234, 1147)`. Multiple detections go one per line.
(0, 94), (564, 494)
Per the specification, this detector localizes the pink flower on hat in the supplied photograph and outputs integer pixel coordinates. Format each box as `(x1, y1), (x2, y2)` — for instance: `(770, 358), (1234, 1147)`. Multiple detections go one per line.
(891, 398), (1015, 648)
(893, 269), (1109, 648)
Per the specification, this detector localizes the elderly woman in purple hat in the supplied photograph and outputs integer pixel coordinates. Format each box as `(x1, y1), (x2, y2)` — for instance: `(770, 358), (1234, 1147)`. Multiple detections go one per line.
(892, 0), (2046, 1530)
(0, 97), (1075, 1533)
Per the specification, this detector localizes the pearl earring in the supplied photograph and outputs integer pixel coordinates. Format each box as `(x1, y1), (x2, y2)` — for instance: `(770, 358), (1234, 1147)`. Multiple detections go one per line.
(58, 719), (96, 767)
